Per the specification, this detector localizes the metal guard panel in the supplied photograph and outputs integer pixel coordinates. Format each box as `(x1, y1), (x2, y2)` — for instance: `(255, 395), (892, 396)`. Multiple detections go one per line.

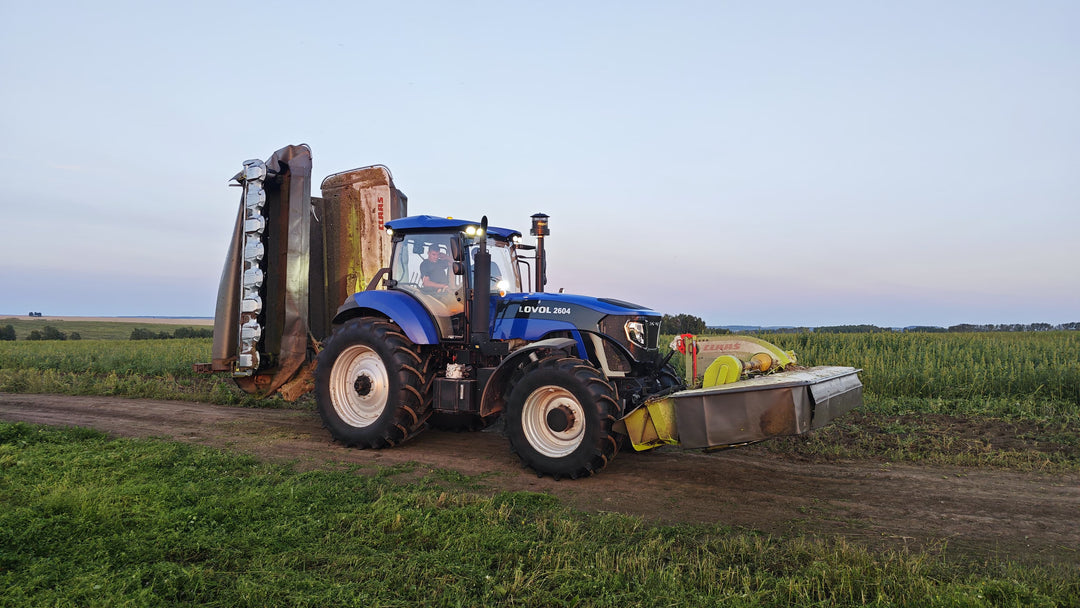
(674, 386), (811, 449)
(347, 290), (440, 344)
(808, 372), (863, 430)
(665, 366), (861, 449)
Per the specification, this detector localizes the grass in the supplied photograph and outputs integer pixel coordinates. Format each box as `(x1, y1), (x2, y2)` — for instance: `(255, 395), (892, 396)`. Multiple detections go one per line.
(0, 317), (210, 341)
(1, 422), (1075, 608)
(763, 330), (1080, 404)
(0, 339), (288, 407)
(757, 399), (1080, 471)
(3, 332), (1080, 467)
(665, 331), (1080, 405)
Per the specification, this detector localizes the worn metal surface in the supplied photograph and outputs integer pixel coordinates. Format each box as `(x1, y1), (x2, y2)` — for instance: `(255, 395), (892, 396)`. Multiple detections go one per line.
(314, 166), (406, 340)
(209, 206), (244, 372)
(210, 145), (313, 396)
(624, 366), (862, 450)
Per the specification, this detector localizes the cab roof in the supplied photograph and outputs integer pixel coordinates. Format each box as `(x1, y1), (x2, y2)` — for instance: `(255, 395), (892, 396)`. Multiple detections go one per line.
(385, 215), (522, 240)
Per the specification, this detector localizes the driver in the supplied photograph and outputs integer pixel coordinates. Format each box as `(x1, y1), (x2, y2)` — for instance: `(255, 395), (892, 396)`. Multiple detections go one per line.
(420, 247), (451, 292)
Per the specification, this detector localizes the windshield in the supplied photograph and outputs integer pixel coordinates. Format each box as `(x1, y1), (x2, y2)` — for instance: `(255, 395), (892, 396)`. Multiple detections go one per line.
(391, 233), (465, 338)
(470, 239), (522, 293)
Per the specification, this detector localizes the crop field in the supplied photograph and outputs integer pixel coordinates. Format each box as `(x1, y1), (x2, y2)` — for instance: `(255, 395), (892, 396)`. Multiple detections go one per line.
(2, 330), (1078, 606)
(0, 317), (211, 341)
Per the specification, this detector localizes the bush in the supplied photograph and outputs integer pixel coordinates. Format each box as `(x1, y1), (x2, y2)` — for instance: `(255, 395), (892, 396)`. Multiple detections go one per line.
(131, 327), (212, 340)
(41, 326), (67, 341)
(0, 325), (15, 341)
(173, 326), (213, 339)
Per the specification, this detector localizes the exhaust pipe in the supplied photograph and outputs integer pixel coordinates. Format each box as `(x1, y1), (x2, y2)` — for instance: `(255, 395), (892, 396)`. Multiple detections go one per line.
(471, 216), (491, 344)
(530, 213), (549, 292)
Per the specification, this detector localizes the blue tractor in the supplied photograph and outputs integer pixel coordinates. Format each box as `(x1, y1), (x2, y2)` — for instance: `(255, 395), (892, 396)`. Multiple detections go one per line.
(316, 214), (676, 478)
(204, 145), (861, 479)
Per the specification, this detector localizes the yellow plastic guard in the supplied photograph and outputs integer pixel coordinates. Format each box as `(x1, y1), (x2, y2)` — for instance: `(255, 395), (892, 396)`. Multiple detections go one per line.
(702, 354), (742, 388)
(621, 398), (679, 451)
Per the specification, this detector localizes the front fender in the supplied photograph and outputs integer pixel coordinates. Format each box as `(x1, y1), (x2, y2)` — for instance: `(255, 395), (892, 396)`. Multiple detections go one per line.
(333, 290), (440, 345)
(478, 337), (579, 417)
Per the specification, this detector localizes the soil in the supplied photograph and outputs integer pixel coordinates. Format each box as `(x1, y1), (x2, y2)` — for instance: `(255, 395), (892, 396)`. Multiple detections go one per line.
(2, 393), (1077, 567)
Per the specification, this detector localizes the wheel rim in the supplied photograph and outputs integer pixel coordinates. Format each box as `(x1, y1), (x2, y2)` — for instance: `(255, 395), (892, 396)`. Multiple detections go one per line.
(328, 344), (389, 427)
(521, 386), (585, 457)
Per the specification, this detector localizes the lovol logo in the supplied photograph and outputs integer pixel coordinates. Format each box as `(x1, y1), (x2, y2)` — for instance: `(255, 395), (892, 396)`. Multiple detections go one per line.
(520, 304), (572, 315)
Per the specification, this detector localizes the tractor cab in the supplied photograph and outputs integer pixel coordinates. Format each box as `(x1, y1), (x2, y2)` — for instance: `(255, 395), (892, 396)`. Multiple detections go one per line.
(385, 216), (523, 340)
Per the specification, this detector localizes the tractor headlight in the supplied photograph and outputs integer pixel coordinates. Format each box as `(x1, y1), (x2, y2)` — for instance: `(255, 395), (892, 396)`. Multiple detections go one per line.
(496, 279), (509, 297)
(625, 321), (646, 347)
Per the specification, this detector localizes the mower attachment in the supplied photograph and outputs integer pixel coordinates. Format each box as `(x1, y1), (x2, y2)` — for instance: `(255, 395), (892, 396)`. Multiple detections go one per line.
(622, 366), (862, 451)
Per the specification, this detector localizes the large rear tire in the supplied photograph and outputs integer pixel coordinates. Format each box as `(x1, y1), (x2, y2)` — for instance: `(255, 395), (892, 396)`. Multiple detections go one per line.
(506, 356), (620, 479)
(315, 318), (432, 448)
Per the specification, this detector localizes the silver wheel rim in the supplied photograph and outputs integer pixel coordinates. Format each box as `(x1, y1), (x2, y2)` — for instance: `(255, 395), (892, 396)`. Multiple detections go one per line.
(521, 386), (585, 457)
(329, 344), (389, 427)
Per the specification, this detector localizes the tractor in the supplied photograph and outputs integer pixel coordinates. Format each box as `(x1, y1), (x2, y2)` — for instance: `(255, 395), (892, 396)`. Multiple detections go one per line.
(200, 144), (861, 479)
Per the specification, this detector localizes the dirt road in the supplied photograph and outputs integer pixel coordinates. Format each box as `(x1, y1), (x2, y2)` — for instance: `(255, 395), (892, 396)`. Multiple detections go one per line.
(2, 393), (1077, 565)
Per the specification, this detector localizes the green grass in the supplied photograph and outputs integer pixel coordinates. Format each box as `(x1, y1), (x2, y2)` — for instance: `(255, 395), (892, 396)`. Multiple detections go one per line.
(3, 332), (1079, 467)
(664, 331), (1080, 405)
(764, 331), (1080, 404)
(757, 398), (1080, 471)
(0, 339), (285, 406)
(0, 317), (210, 341)
(1, 422), (1074, 608)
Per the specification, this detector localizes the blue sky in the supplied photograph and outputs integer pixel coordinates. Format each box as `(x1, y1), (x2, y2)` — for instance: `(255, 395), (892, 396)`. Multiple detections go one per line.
(1, 1), (1076, 327)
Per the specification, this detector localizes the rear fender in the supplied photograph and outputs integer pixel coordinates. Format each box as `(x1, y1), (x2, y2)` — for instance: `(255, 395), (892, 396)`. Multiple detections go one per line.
(478, 337), (578, 417)
(332, 290), (440, 345)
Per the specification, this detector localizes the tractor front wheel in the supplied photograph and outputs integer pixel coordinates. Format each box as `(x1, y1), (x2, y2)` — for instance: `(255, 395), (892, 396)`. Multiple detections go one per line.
(315, 318), (431, 448)
(506, 355), (620, 479)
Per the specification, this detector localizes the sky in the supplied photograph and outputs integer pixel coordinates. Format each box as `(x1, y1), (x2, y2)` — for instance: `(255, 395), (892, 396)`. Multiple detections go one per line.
(1, 1), (1077, 327)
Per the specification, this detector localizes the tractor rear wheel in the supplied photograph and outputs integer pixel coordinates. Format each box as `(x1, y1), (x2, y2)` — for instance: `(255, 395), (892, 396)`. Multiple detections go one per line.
(506, 355), (620, 479)
(315, 318), (432, 448)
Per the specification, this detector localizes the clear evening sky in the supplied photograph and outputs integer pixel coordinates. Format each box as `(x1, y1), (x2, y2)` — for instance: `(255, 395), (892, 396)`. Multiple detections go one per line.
(1, 1), (1076, 327)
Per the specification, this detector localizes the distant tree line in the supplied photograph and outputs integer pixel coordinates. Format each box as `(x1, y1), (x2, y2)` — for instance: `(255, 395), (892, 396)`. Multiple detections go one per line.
(130, 327), (213, 340)
(661, 314), (730, 335)
(941, 322), (1078, 332)
(26, 326), (80, 341)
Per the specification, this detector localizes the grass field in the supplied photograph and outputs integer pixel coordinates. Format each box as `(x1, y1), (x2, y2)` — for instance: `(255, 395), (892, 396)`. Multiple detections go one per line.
(1, 331), (1078, 464)
(2, 422), (1074, 607)
(1, 330), (1078, 605)
(0, 317), (212, 341)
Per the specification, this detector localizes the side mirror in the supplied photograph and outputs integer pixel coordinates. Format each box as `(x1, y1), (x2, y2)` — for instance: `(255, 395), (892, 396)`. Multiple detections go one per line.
(450, 237), (463, 261)
(452, 261), (464, 276)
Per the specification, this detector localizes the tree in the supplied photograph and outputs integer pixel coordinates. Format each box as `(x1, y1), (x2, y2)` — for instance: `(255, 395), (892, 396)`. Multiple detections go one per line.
(0, 324), (15, 341)
(70, 332), (81, 340)
(41, 326), (67, 340)
(661, 313), (707, 335)
(174, 326), (212, 339)
(815, 325), (891, 334)
(27, 330), (43, 340)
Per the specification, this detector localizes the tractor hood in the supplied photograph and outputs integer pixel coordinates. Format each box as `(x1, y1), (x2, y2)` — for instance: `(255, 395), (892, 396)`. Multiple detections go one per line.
(491, 293), (663, 361)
